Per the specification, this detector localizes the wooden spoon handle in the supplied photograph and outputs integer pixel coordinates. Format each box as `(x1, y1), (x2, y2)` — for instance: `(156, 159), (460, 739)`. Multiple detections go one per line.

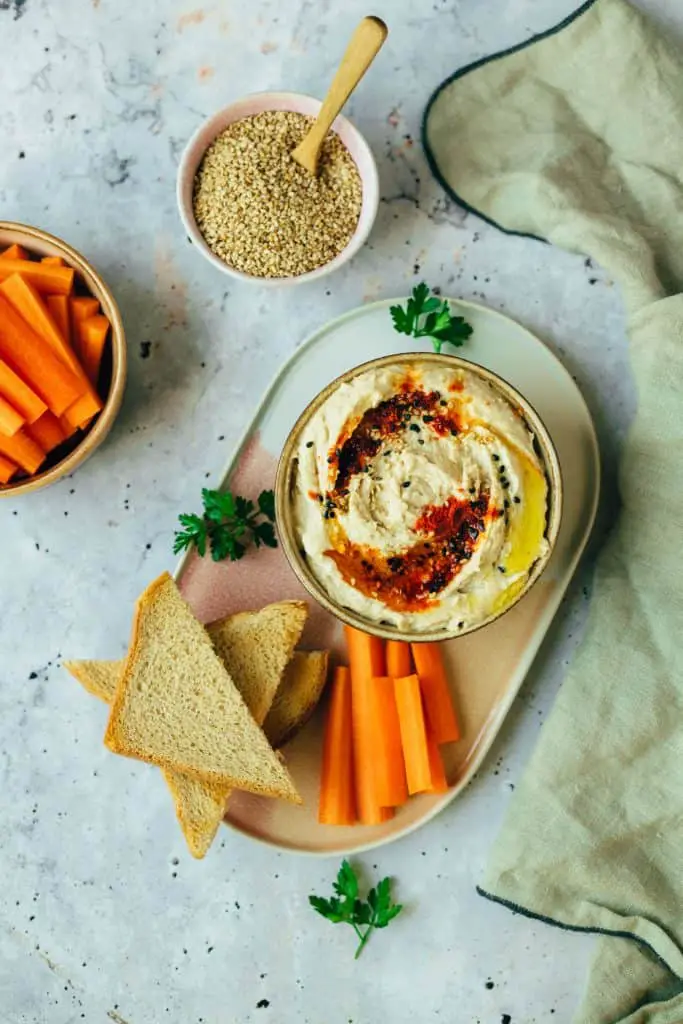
(295, 16), (388, 170)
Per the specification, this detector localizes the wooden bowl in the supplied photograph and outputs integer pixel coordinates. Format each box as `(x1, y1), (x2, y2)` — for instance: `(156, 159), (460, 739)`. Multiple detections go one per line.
(0, 222), (126, 497)
(275, 353), (563, 643)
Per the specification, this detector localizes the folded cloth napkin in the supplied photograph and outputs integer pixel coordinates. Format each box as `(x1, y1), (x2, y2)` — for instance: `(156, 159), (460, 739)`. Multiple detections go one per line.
(423, 1), (683, 1020)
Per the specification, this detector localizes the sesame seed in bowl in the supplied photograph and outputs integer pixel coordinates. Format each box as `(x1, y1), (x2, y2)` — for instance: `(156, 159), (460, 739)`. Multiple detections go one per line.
(177, 92), (380, 287)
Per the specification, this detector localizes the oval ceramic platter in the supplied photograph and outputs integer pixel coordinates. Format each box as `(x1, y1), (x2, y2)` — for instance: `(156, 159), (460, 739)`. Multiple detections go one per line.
(176, 298), (600, 856)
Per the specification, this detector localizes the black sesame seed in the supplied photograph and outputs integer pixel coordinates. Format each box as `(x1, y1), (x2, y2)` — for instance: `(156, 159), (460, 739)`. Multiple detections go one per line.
(498, 465), (506, 474)
(492, 454), (500, 461)
(418, 439), (425, 446)
(440, 400), (447, 407)
(498, 566), (506, 573)
(409, 423), (420, 432)
(468, 487), (476, 495)
(305, 441), (314, 448)
(450, 429), (458, 436)
(326, 457), (334, 464)
(501, 480), (510, 489)
(402, 481), (411, 488)
(504, 499), (510, 508)
(384, 450), (392, 457)
(457, 620), (464, 629)
(513, 496), (521, 504)
(423, 415), (434, 423)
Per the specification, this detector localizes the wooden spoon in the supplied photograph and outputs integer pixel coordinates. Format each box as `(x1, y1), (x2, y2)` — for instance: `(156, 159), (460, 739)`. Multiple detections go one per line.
(292, 15), (388, 176)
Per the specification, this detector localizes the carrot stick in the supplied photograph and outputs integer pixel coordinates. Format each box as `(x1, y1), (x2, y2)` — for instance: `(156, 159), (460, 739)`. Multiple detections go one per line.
(319, 666), (356, 826)
(0, 429), (45, 475)
(1, 273), (70, 356)
(0, 295), (84, 416)
(426, 728), (449, 793)
(62, 391), (102, 431)
(76, 314), (109, 385)
(69, 295), (99, 338)
(27, 411), (65, 453)
(386, 640), (413, 678)
(373, 676), (409, 807)
(0, 244), (28, 260)
(344, 625), (393, 825)
(411, 643), (461, 744)
(0, 259), (73, 294)
(41, 256), (64, 266)
(0, 453), (18, 483)
(0, 359), (46, 424)
(45, 295), (71, 345)
(0, 395), (25, 437)
(0, 276), (103, 422)
(394, 674), (433, 794)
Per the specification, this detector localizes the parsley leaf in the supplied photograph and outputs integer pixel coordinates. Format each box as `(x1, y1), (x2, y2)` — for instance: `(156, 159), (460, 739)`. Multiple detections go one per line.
(389, 283), (473, 354)
(309, 860), (403, 959)
(173, 488), (278, 563)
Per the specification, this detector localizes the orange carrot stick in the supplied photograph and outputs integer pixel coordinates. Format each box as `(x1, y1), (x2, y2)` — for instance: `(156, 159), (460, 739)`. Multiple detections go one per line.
(0, 429), (45, 475)
(0, 273), (70, 356)
(394, 674), (433, 794)
(41, 256), (64, 266)
(62, 391), (102, 431)
(27, 411), (65, 453)
(0, 395), (25, 437)
(386, 640), (413, 678)
(0, 453), (18, 483)
(0, 295), (84, 416)
(426, 728), (449, 793)
(0, 259), (73, 294)
(0, 359), (46, 424)
(0, 244), (28, 261)
(373, 676), (409, 807)
(69, 295), (99, 338)
(45, 295), (71, 344)
(344, 625), (393, 825)
(76, 314), (109, 385)
(411, 643), (461, 744)
(319, 666), (357, 826)
(0, 276), (103, 422)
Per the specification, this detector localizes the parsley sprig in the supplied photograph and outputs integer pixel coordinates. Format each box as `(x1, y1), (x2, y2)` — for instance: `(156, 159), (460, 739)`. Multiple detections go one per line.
(390, 282), (473, 353)
(309, 860), (403, 959)
(173, 488), (277, 562)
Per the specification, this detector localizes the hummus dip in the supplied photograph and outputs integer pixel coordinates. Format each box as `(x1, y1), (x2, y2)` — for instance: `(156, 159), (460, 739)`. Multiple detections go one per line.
(292, 362), (550, 633)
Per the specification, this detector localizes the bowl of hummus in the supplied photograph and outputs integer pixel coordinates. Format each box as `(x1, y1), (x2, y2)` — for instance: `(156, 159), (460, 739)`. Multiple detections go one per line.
(276, 354), (562, 642)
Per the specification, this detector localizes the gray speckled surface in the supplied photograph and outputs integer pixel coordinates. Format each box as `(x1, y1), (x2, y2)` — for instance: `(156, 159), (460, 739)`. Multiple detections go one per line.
(1, 1), (680, 1021)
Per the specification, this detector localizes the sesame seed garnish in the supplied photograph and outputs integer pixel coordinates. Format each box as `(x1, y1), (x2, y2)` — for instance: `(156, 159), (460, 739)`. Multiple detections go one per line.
(193, 111), (362, 278)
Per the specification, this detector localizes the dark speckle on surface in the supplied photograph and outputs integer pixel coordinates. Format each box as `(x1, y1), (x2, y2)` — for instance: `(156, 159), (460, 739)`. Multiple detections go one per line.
(256, 999), (270, 1009)
(18, 149), (26, 158)
(103, 149), (134, 187)
(485, 980), (494, 990)
(501, 1015), (512, 1024)
(140, 340), (152, 359)
(29, 672), (38, 680)
(1, 0), (28, 20)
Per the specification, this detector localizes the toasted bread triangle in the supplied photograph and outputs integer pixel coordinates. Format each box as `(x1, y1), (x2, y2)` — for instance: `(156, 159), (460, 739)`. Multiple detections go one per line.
(67, 599), (310, 859)
(104, 573), (301, 805)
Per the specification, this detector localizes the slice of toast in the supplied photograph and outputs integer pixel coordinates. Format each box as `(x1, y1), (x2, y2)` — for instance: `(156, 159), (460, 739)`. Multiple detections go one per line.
(67, 604), (314, 860)
(264, 651), (330, 749)
(104, 573), (301, 801)
(64, 659), (121, 703)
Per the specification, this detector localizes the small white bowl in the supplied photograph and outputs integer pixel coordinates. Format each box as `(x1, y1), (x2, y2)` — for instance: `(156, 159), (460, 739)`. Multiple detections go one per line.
(177, 91), (380, 286)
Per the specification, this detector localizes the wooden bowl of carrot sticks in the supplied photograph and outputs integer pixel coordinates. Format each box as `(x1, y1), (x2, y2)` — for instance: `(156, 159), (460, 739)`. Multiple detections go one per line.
(0, 222), (125, 496)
